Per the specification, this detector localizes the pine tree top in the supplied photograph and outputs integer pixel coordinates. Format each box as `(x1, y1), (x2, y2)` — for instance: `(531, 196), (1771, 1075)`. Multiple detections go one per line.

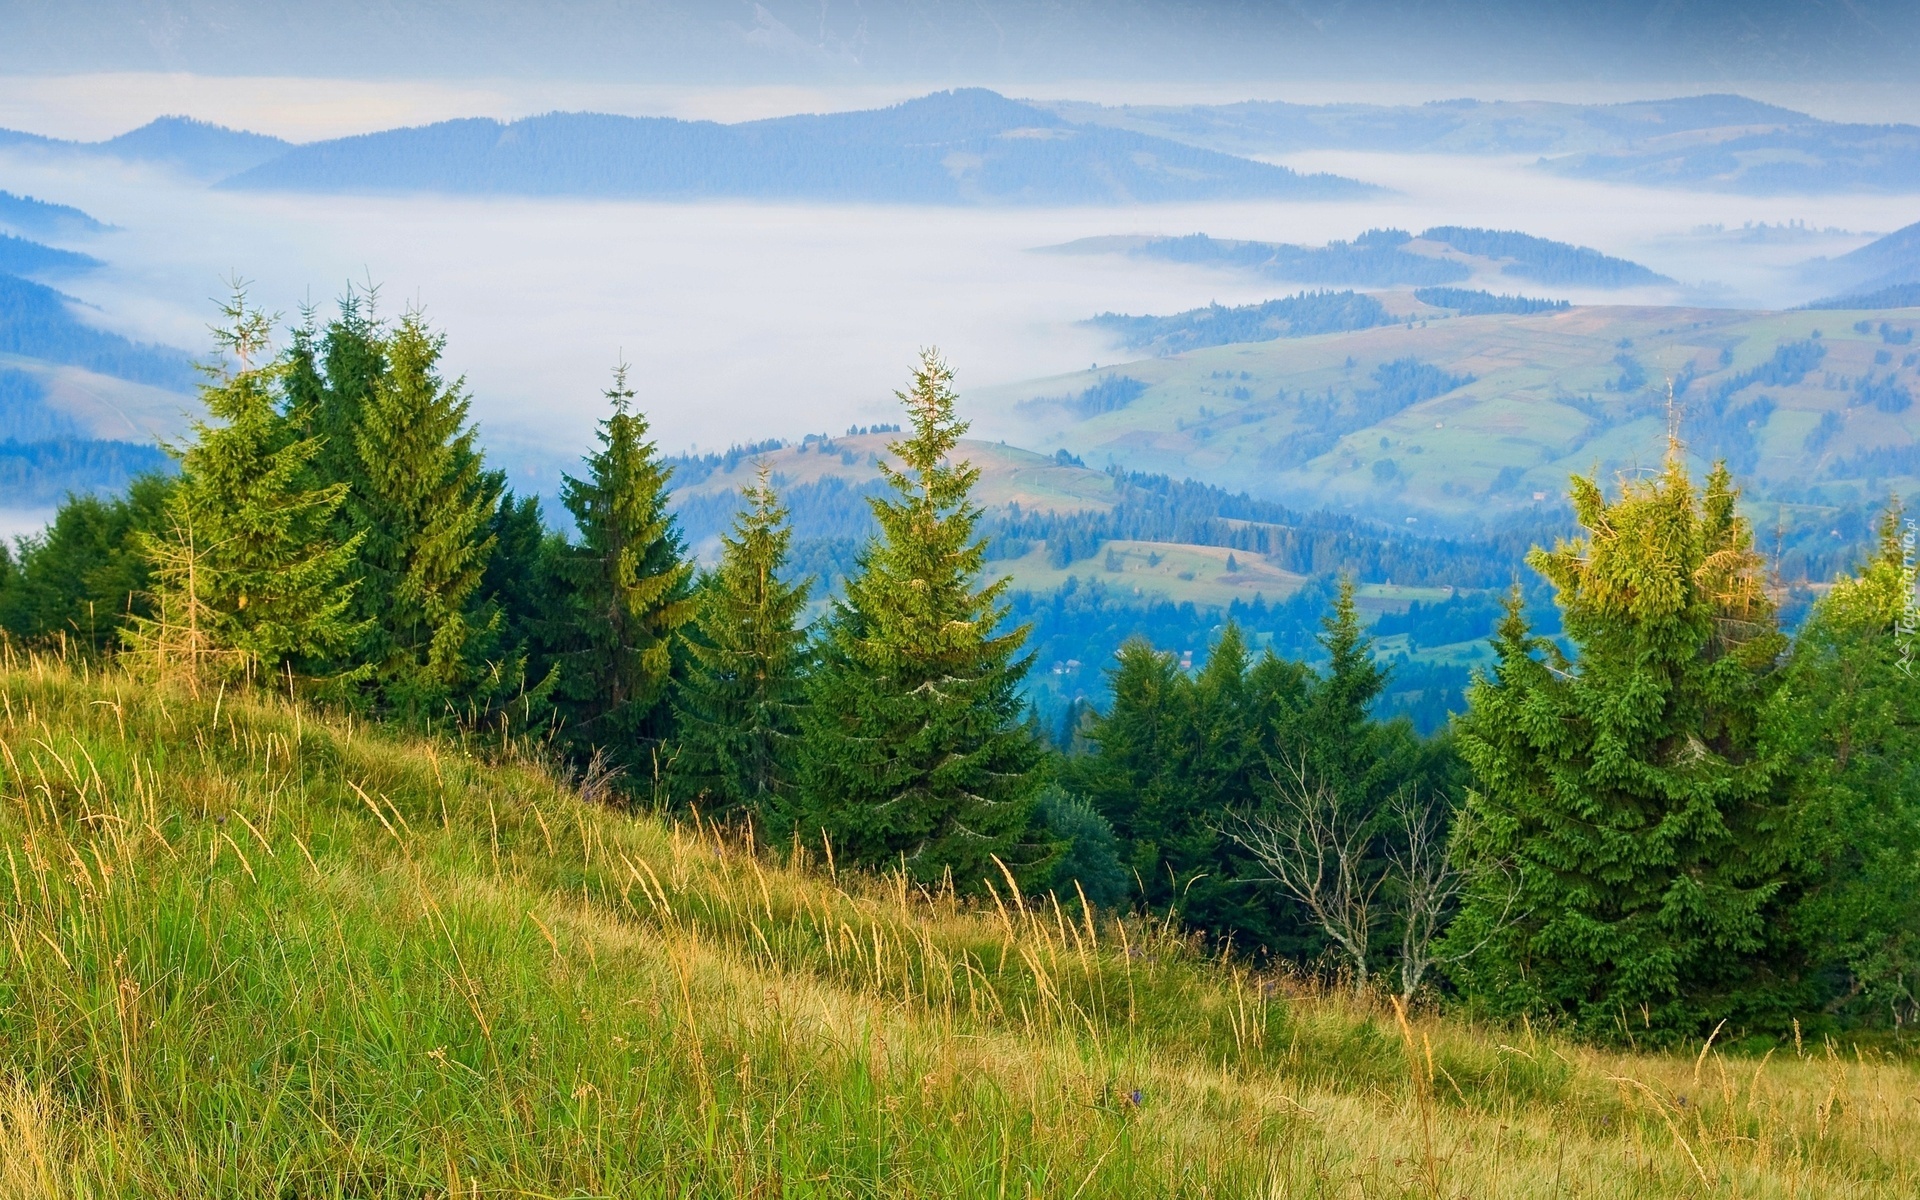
(1529, 452), (1773, 654)
(845, 349), (1012, 669)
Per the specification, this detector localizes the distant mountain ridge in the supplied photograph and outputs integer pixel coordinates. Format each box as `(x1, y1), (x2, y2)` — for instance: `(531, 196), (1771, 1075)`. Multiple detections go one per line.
(0, 234), (101, 277)
(216, 90), (1367, 204)
(1045, 95), (1920, 196)
(0, 191), (105, 237)
(1804, 220), (1920, 305)
(0, 116), (292, 179)
(0, 272), (198, 391)
(1052, 227), (1669, 291)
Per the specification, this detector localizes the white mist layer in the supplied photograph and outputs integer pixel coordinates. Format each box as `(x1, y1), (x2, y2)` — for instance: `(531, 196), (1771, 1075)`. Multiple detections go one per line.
(0, 135), (1914, 496)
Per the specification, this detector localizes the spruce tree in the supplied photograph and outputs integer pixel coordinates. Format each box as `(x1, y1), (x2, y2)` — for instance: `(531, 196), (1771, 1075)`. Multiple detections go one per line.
(796, 349), (1047, 889)
(1781, 503), (1920, 1021)
(673, 467), (811, 822)
(551, 366), (696, 782)
(0, 476), (172, 651)
(1443, 447), (1801, 1039)
(302, 288), (387, 504)
(123, 288), (360, 683)
(345, 309), (499, 716)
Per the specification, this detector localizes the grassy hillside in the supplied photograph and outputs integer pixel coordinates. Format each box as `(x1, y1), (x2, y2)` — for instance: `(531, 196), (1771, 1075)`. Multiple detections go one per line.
(975, 302), (1920, 533)
(2, 655), (1917, 1195)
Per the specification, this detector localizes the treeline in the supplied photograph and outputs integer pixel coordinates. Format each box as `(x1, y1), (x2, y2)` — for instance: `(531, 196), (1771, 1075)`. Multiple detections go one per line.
(1412, 287), (1570, 316)
(985, 467), (1555, 585)
(1065, 455), (1919, 1039)
(1013, 576), (1556, 738)
(1418, 226), (1672, 287)
(0, 437), (171, 505)
(1089, 290), (1391, 354)
(3, 289), (1915, 1044)
(0, 189), (105, 237)
(1263, 357), (1475, 469)
(1130, 230), (1471, 287)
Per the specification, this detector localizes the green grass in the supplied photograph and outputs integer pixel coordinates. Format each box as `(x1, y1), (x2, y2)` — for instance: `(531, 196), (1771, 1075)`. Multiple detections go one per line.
(2, 654), (1918, 1196)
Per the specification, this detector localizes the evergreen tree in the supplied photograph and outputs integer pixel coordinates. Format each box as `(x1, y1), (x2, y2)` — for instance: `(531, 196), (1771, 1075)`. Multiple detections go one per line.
(343, 309), (500, 717)
(551, 366), (695, 783)
(1780, 503), (1920, 1023)
(1443, 448), (1801, 1040)
(1036, 784), (1129, 909)
(122, 289), (360, 683)
(298, 288), (387, 506)
(483, 488), (560, 679)
(1109, 625), (1261, 938)
(796, 349), (1047, 889)
(0, 475), (172, 651)
(1286, 578), (1394, 808)
(674, 467), (811, 822)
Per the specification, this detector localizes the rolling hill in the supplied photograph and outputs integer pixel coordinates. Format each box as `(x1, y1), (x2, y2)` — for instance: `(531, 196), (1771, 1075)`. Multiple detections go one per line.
(1805, 219), (1920, 303)
(217, 89), (1367, 204)
(972, 297), (1920, 532)
(2, 657), (1914, 1196)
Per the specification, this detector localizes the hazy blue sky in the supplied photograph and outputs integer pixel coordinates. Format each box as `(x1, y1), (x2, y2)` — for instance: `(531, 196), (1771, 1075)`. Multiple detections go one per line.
(4, 1), (1918, 86)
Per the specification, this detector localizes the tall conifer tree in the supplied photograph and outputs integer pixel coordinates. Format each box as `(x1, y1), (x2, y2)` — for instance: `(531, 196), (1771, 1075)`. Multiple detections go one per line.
(1780, 504), (1920, 1020)
(345, 310), (499, 716)
(797, 349), (1046, 888)
(1443, 446), (1801, 1039)
(552, 366), (696, 779)
(124, 288), (360, 682)
(674, 467), (811, 821)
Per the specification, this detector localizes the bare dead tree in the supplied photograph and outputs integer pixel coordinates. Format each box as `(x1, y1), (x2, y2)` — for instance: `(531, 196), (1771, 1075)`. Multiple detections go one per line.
(1388, 791), (1523, 1004)
(1387, 786), (1463, 1002)
(1224, 755), (1384, 991)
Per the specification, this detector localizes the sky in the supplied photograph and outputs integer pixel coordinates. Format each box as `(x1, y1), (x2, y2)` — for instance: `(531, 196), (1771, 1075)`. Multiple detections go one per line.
(4, 1), (1918, 86)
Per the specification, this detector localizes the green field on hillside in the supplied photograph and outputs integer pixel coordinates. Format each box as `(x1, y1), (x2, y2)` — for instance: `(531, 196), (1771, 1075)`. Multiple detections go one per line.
(973, 303), (1920, 526)
(1, 655), (1917, 1196)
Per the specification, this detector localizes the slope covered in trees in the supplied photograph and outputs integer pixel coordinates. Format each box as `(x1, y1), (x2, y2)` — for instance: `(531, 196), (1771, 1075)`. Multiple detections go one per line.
(0, 272), (197, 390)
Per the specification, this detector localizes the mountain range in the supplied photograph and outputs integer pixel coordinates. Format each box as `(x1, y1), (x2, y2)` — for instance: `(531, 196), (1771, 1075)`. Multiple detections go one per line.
(215, 90), (1364, 204)
(10, 89), (1920, 200)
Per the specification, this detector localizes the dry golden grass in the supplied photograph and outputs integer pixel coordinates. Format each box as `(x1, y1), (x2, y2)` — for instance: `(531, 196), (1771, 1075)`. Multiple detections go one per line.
(0, 652), (1914, 1196)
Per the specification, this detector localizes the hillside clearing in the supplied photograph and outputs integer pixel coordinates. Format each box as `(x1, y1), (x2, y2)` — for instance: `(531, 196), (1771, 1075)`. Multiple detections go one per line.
(0, 655), (1915, 1196)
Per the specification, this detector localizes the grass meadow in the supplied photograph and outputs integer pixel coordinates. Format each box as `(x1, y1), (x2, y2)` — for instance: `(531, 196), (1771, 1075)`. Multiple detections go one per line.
(0, 652), (1915, 1197)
